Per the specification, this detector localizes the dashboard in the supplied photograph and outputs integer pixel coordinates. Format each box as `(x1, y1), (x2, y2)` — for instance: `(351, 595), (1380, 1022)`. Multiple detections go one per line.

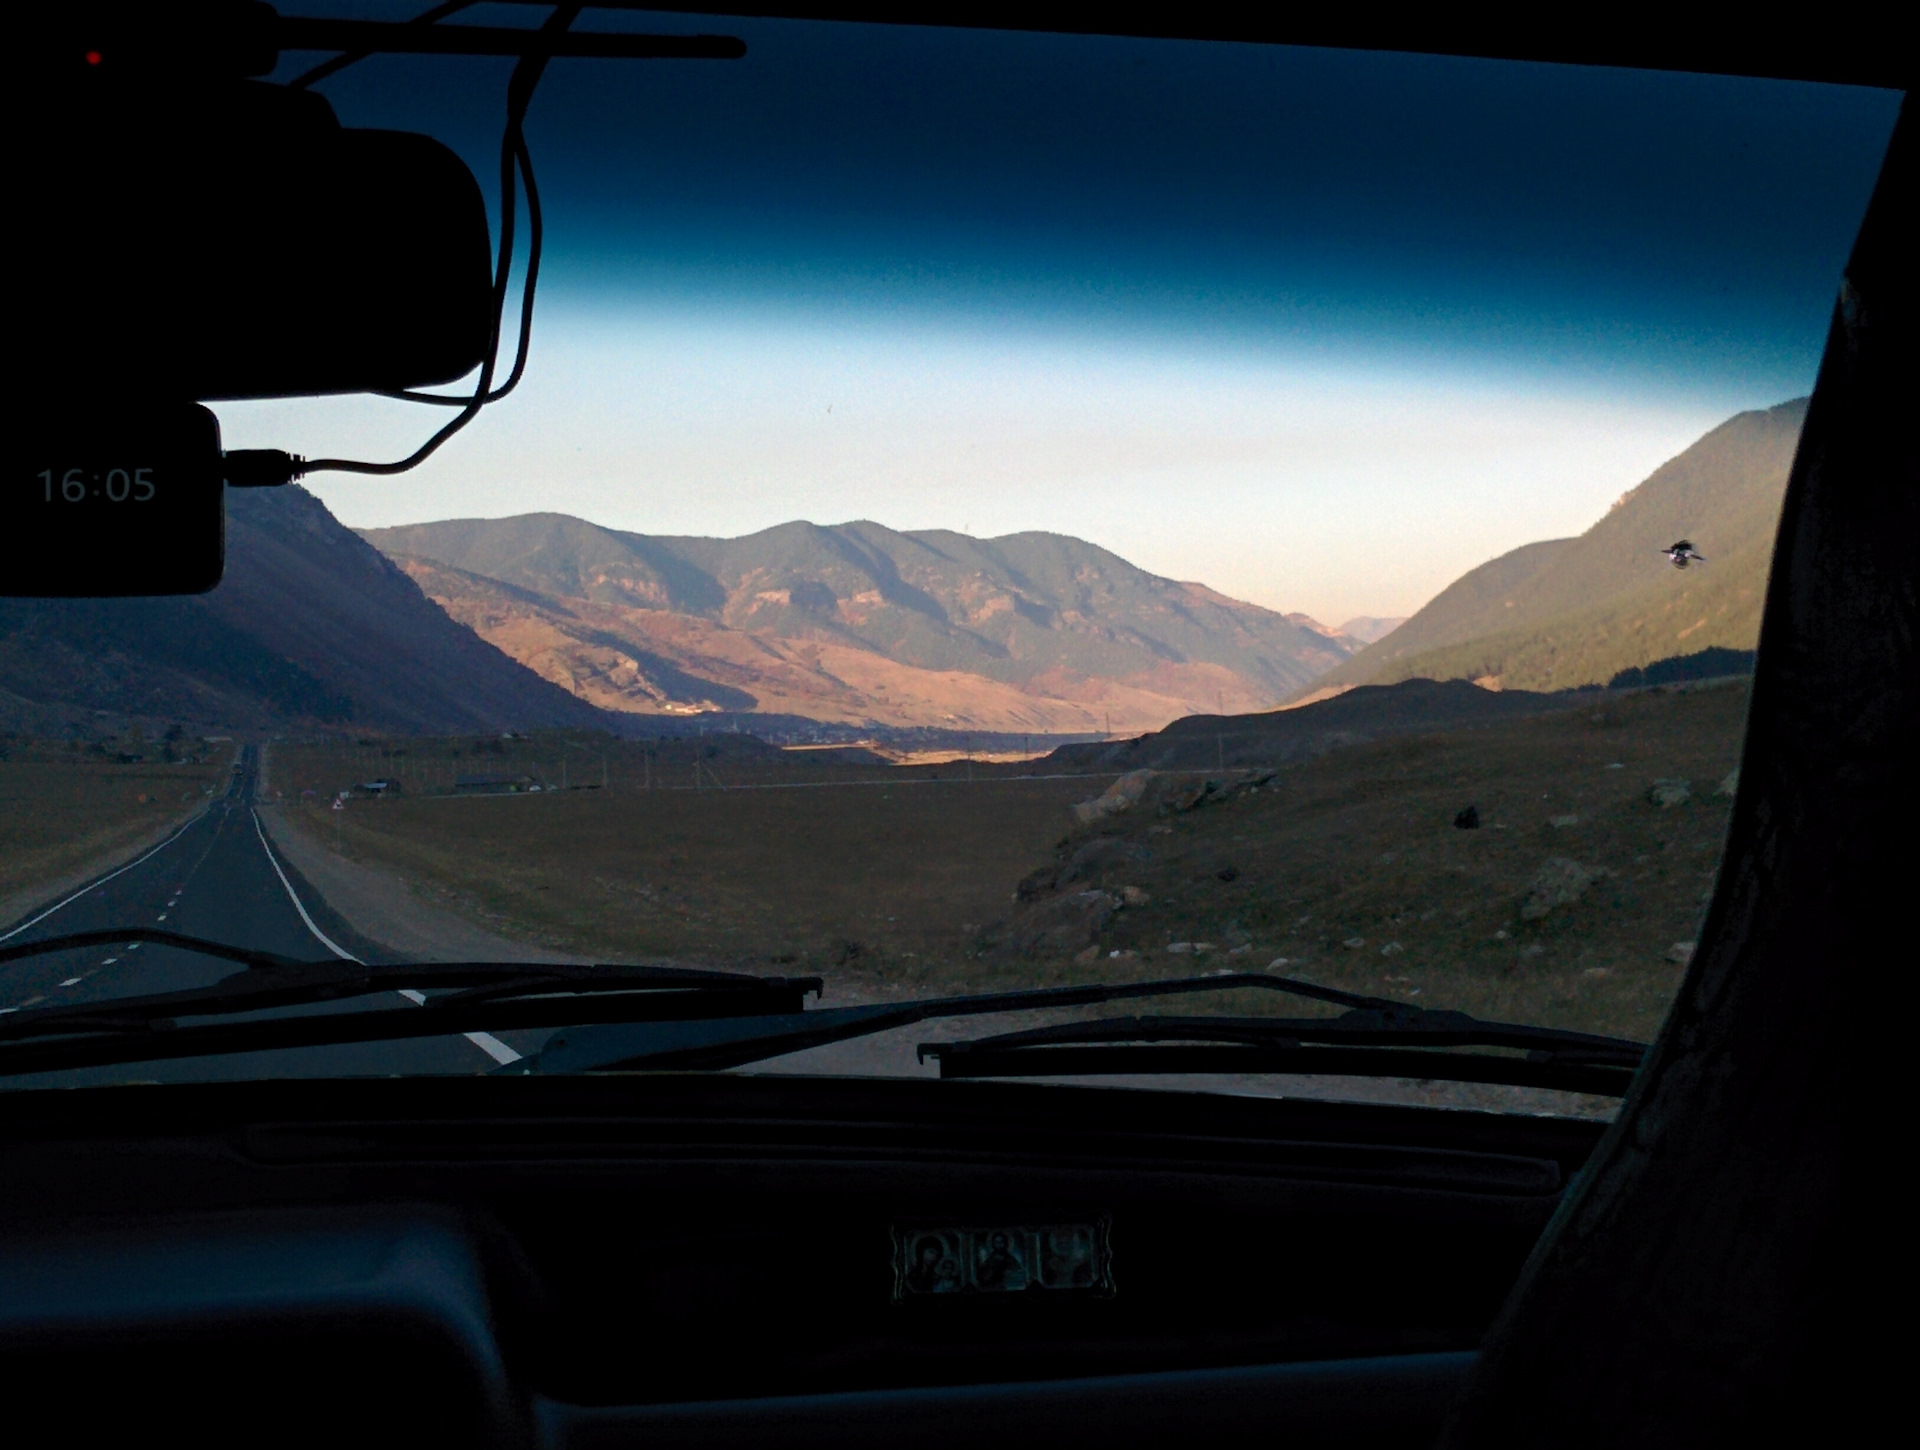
(0, 1074), (1603, 1446)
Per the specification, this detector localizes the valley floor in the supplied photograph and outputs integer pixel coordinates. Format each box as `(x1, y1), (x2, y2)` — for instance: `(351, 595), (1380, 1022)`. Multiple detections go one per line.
(261, 680), (1749, 1053)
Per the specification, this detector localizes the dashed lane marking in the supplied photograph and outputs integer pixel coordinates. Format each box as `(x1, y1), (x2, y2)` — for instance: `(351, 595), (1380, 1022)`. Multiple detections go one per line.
(249, 810), (522, 1066)
(459, 1030), (523, 1066)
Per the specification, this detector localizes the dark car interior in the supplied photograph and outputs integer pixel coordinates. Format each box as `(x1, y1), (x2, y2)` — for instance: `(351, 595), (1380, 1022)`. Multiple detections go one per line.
(2, 6), (1910, 1446)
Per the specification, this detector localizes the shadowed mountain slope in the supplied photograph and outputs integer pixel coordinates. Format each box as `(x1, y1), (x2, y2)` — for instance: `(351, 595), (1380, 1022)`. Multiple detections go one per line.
(363, 517), (1353, 733)
(1307, 398), (1806, 695)
(1, 487), (612, 733)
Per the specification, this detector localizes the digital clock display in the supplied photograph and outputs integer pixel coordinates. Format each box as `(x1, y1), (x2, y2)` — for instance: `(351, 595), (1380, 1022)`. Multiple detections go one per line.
(39, 466), (159, 504)
(5, 403), (226, 597)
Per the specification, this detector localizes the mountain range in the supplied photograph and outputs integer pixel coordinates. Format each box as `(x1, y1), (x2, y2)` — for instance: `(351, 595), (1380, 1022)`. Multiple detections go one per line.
(3, 397), (1800, 740)
(1298, 397), (1805, 698)
(361, 518), (1358, 735)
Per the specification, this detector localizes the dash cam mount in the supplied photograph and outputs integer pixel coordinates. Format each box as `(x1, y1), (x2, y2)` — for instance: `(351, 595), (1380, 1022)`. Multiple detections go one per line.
(7, 3), (743, 598)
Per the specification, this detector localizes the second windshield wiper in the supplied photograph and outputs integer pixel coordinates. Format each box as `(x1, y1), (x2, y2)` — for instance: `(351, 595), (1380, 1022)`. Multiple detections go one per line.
(918, 1012), (1642, 1097)
(0, 928), (818, 1075)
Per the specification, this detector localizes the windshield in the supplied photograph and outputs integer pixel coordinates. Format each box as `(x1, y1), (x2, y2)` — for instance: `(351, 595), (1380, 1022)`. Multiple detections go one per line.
(1, 8), (1900, 1112)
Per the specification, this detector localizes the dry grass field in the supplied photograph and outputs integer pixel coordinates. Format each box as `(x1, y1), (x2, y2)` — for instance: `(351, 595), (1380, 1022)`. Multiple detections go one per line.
(270, 679), (1748, 1046)
(268, 734), (1100, 968)
(0, 739), (233, 915)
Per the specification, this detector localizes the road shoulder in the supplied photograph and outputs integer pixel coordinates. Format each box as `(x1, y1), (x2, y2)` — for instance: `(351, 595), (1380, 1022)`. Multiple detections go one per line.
(254, 802), (584, 964)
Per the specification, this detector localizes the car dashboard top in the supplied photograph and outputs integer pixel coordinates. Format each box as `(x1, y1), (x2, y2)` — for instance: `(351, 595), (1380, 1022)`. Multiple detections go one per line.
(1, 1074), (1605, 1446)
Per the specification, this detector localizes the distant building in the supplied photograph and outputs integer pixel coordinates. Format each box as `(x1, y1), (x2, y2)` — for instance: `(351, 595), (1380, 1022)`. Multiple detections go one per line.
(454, 774), (536, 795)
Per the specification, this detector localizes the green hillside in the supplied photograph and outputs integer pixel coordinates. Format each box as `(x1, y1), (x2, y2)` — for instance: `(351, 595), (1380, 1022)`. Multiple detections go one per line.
(1328, 537), (1577, 675)
(1356, 532), (1775, 692)
(1309, 397), (1805, 694)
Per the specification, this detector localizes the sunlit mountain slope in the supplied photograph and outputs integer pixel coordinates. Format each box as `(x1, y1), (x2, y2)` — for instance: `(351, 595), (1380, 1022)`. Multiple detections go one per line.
(364, 519), (1354, 735)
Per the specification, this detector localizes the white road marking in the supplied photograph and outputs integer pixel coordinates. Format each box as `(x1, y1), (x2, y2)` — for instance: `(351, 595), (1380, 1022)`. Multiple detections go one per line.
(250, 810), (521, 1065)
(156, 913), (167, 921)
(461, 1031), (523, 1066)
(0, 808), (208, 942)
(60, 978), (83, 986)
(395, 990), (517, 1060)
(250, 810), (357, 961)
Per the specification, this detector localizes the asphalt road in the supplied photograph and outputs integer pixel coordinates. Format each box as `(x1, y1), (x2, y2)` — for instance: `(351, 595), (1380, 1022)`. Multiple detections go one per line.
(0, 746), (522, 1087)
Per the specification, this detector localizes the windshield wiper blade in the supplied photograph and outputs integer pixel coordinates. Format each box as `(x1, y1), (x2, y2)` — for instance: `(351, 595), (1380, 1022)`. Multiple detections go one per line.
(0, 928), (819, 1032)
(923, 1011), (1645, 1065)
(507, 969), (1629, 1077)
(0, 928), (308, 976)
(513, 971), (1379, 1074)
(0, 929), (819, 1076)
(916, 1012), (1646, 1097)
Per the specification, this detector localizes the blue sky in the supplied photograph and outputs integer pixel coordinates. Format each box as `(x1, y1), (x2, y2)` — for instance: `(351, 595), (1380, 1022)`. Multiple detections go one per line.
(217, 7), (1900, 623)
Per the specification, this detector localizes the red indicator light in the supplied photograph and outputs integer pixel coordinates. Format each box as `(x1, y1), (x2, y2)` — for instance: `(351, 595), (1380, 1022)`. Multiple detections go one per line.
(84, 50), (103, 66)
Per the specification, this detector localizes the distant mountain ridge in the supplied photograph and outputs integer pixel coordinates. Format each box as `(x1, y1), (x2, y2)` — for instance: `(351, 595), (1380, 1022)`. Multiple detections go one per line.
(362, 517), (1354, 734)
(1304, 397), (1806, 696)
(1335, 616), (1408, 645)
(0, 487), (612, 734)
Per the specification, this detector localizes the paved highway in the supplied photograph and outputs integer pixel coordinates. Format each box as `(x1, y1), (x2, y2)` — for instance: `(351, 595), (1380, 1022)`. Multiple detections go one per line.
(0, 746), (522, 1087)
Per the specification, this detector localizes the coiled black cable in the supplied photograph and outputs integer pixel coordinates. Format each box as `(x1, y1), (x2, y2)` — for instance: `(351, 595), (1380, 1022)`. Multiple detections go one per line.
(296, 2), (578, 478)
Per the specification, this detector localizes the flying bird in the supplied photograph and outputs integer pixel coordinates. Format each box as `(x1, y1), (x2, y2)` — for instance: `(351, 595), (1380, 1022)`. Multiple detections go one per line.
(1662, 539), (1706, 569)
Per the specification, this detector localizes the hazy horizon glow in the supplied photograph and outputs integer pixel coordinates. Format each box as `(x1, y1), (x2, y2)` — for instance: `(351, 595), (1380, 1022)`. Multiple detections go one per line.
(221, 304), (1747, 623)
(217, 7), (1901, 624)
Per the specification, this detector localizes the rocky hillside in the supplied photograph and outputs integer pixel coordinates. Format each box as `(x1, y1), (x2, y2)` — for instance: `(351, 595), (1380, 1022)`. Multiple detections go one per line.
(362, 517), (1355, 735)
(1304, 398), (1806, 695)
(0, 486), (611, 734)
(1049, 676), (1595, 773)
